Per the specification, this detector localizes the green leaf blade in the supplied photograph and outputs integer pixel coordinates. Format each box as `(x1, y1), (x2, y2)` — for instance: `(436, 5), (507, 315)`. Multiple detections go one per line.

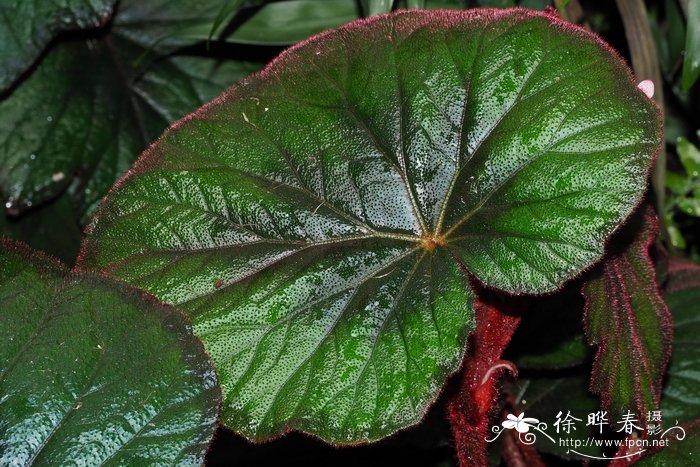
(0, 194), (82, 264)
(223, 0), (362, 46)
(361, 0), (395, 16)
(518, 374), (620, 460)
(677, 137), (700, 177)
(81, 9), (662, 443)
(0, 29), (260, 216)
(112, 0), (265, 51)
(442, 15), (660, 294)
(634, 260), (700, 465)
(204, 246), (472, 442)
(0, 240), (220, 464)
(637, 421), (700, 466)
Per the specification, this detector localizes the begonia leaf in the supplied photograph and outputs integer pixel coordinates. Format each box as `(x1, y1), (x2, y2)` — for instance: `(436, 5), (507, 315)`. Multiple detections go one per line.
(80, 8), (661, 443)
(626, 261), (700, 464)
(0, 239), (220, 464)
(0, 194), (81, 264)
(583, 207), (672, 423)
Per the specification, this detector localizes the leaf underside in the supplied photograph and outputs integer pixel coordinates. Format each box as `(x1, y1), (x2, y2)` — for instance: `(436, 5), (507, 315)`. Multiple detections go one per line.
(80, 8), (661, 443)
(0, 239), (220, 464)
(583, 206), (672, 423)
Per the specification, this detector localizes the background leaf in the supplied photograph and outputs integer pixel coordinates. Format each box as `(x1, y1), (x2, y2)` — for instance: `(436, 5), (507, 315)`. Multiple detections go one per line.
(224, 0), (362, 45)
(407, 0), (427, 8)
(0, 194), (81, 265)
(0, 25), (260, 217)
(395, 0), (467, 8)
(507, 283), (589, 370)
(660, 259), (700, 423)
(0, 239), (220, 464)
(0, 0), (115, 92)
(110, 0), (265, 51)
(681, 0), (700, 92)
(582, 206), (673, 423)
(637, 421), (700, 465)
(80, 9), (661, 444)
(361, 0), (395, 16)
(677, 136), (700, 177)
(515, 373), (622, 460)
(475, 0), (516, 6)
(614, 260), (700, 466)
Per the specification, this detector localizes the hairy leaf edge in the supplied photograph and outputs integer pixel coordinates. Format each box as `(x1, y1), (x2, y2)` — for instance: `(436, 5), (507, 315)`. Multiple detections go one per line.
(582, 207), (673, 422)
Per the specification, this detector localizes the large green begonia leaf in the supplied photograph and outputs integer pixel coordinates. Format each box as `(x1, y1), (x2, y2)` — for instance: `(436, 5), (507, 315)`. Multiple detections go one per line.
(0, 239), (220, 464)
(80, 8), (661, 443)
(0, 0), (262, 216)
(0, 0), (115, 92)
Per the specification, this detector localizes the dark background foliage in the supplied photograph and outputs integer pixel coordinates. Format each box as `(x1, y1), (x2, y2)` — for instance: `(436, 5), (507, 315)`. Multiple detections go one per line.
(1, 0), (698, 465)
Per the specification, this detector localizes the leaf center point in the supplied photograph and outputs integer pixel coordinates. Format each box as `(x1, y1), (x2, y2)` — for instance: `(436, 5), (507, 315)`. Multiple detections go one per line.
(419, 233), (446, 252)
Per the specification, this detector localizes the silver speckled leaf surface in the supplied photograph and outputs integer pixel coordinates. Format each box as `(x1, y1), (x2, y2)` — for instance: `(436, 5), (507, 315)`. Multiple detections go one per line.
(80, 9), (661, 443)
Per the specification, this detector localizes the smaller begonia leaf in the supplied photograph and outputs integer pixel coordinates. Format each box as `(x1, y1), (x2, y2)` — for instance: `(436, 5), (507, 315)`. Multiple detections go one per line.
(0, 239), (220, 464)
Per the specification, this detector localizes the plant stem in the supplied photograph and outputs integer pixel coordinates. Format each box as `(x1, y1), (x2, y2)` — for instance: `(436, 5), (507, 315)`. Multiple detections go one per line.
(447, 289), (524, 467)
